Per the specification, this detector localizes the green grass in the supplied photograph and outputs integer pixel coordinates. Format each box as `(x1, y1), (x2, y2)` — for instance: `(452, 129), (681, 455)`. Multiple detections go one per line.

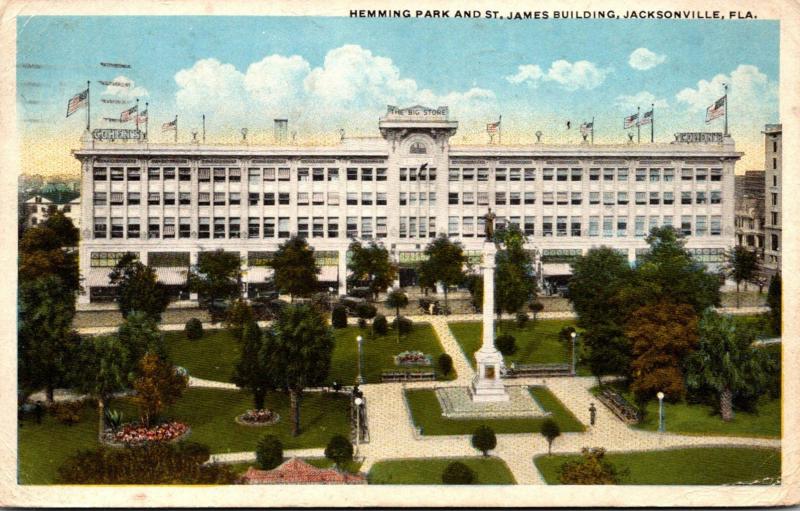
(592, 384), (781, 438)
(367, 457), (516, 484)
(328, 323), (455, 385)
(164, 328), (241, 382)
(18, 388), (351, 484)
(534, 447), (781, 485)
(405, 386), (585, 436)
(449, 319), (576, 369)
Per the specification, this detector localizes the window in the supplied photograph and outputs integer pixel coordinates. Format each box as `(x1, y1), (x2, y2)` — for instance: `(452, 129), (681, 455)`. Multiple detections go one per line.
(376, 168), (387, 181)
(542, 192), (553, 205)
(328, 192), (339, 206)
(149, 217), (161, 239)
(509, 216), (520, 229)
(179, 167), (191, 181)
(90, 251), (136, 267)
(127, 218), (140, 238)
(328, 218), (339, 238)
(589, 168), (600, 181)
(449, 192), (459, 205)
(163, 217), (176, 239)
(571, 217), (582, 237)
(526, 168), (536, 181)
(298, 192), (309, 205)
(524, 216), (535, 236)
(526, 192), (537, 205)
(681, 215), (692, 236)
(571, 168), (582, 181)
(148, 168), (161, 180)
(682, 168), (693, 181)
(213, 217), (225, 238)
(772, 193), (778, 206)
(110, 217), (124, 238)
(462, 216), (475, 237)
(478, 168), (489, 181)
(313, 192), (324, 205)
(179, 192), (191, 205)
(508, 168), (520, 181)
(570, 192), (581, 205)
(199, 167), (211, 181)
(399, 217), (407, 238)
(278, 193), (290, 205)
(347, 168), (358, 181)
(263, 218), (275, 238)
(410, 141), (427, 154)
(147, 192), (160, 206)
(328, 168), (339, 181)
(695, 191), (706, 205)
(556, 192), (568, 205)
(773, 175), (777, 187)
(463, 168), (475, 181)
(313, 168), (324, 181)
(603, 216), (613, 237)
(110, 192), (124, 205)
(696, 169), (707, 181)
(635, 216), (645, 237)
(213, 192), (225, 206)
(249, 168), (261, 184)
(463, 192), (475, 205)
(93, 167), (107, 180)
(312, 217), (325, 238)
(263, 193), (275, 206)
(557, 168), (568, 181)
(663, 215), (673, 227)
(199, 217), (210, 238)
(603, 168), (614, 181)
(617, 192), (628, 205)
(229, 218), (240, 238)
(448, 216), (459, 236)
(346, 217), (358, 238)
(376, 217), (387, 238)
(400, 168), (408, 182)
(543, 216), (553, 237)
(297, 217), (309, 238)
(649, 216), (659, 233)
(711, 216), (722, 236)
(603, 192), (614, 206)
(362, 168), (373, 181)
(649, 192), (660, 205)
(495, 192), (507, 205)
(297, 168), (309, 181)
(362, 192), (373, 206)
(163, 167), (176, 180)
(543, 168), (554, 181)
(617, 168), (628, 181)
(589, 192), (600, 205)
(278, 168), (290, 181)
(681, 192), (692, 205)
(213, 168), (226, 182)
(179, 218), (191, 238)
(617, 217), (628, 237)
(127, 167), (141, 181)
(246, 217), (260, 239)
(399, 193), (407, 206)
(249, 193), (260, 206)
(663, 192), (674, 205)
(695, 215), (708, 236)
(771, 234), (779, 250)
(771, 211), (778, 225)
(636, 168), (646, 181)
(429, 192), (436, 206)
(479, 192), (490, 205)
(163, 192), (176, 206)
(345, 192), (357, 206)
(649, 169), (660, 182)
(510, 192), (522, 205)
(663, 168), (674, 182)
(711, 169), (722, 182)
(589, 216), (599, 237)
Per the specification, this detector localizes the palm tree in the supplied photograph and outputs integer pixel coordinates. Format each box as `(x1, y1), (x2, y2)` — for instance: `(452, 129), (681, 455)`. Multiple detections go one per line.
(687, 310), (774, 421)
(386, 288), (409, 343)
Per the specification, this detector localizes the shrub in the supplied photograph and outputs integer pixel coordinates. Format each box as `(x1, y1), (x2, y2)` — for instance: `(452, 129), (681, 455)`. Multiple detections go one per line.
(471, 425), (497, 456)
(495, 334), (517, 356)
(515, 311), (529, 328)
(357, 318), (367, 329)
(540, 418), (561, 455)
(104, 408), (124, 431)
(558, 326), (577, 343)
(438, 353), (453, 376)
(185, 318), (203, 340)
(442, 461), (475, 484)
(331, 305), (348, 329)
(558, 447), (621, 485)
(256, 435), (284, 470)
(528, 301), (544, 319)
(52, 401), (83, 426)
(392, 316), (413, 335)
(355, 302), (377, 321)
(225, 299), (255, 340)
(324, 434), (354, 468)
(372, 314), (388, 335)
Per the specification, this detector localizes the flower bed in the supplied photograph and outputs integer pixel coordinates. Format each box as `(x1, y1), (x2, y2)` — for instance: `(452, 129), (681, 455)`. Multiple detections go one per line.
(102, 421), (190, 447)
(235, 409), (281, 427)
(394, 350), (432, 367)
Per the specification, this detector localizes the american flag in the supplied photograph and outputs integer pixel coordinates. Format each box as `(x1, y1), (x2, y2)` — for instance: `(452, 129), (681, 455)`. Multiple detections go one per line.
(639, 109), (653, 126)
(162, 118), (177, 132)
(706, 96), (726, 123)
(65, 88), (88, 117)
(120, 105), (138, 122)
(580, 121), (594, 136)
(486, 120), (500, 134)
(624, 113), (638, 129)
(137, 109), (148, 124)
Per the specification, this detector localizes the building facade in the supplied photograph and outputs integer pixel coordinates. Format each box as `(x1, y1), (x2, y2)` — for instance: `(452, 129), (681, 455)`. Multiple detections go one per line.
(734, 170), (765, 254)
(762, 124), (782, 274)
(24, 194), (81, 231)
(75, 105), (740, 304)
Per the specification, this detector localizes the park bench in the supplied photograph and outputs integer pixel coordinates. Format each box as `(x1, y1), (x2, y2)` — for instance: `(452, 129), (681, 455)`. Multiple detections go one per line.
(504, 363), (573, 378)
(597, 388), (641, 424)
(380, 371), (436, 382)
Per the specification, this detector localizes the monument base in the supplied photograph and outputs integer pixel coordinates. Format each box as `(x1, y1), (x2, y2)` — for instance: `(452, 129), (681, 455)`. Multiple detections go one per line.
(471, 348), (509, 402)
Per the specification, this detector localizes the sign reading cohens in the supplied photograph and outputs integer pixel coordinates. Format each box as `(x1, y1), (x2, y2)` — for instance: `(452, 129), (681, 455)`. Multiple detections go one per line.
(672, 132), (724, 144)
(386, 105), (449, 118)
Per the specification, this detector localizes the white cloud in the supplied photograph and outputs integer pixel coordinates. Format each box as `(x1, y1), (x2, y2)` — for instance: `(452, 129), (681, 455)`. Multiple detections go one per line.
(615, 91), (669, 110)
(244, 54), (310, 106)
(675, 64), (775, 115)
(174, 58), (249, 122)
(102, 75), (148, 99)
(506, 60), (609, 90)
(628, 48), (666, 70)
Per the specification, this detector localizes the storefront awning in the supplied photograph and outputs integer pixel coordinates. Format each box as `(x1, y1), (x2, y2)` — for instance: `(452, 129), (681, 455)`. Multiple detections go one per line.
(155, 267), (188, 285)
(246, 266), (274, 283)
(85, 268), (112, 287)
(542, 263), (573, 276)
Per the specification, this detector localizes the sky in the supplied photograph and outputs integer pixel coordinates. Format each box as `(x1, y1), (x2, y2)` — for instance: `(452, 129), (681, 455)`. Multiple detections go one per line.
(16, 16), (779, 177)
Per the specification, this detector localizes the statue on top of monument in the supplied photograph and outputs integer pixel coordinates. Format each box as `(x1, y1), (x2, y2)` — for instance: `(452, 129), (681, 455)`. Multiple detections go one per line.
(483, 208), (497, 241)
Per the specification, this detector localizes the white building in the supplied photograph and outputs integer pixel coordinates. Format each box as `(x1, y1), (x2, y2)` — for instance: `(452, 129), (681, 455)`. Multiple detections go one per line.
(762, 124), (781, 274)
(75, 105), (739, 304)
(24, 194), (81, 231)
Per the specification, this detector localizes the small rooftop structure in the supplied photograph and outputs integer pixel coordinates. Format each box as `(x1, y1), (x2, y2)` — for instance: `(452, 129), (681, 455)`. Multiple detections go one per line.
(241, 458), (366, 485)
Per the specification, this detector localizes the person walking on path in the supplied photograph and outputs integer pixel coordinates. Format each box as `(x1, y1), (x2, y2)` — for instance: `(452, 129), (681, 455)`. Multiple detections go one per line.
(589, 402), (597, 426)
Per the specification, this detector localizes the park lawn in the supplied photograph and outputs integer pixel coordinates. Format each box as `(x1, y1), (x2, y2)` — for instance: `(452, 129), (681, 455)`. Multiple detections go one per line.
(448, 319), (576, 369)
(367, 457), (516, 484)
(592, 385), (781, 438)
(18, 388), (350, 484)
(164, 328), (241, 382)
(405, 386), (585, 436)
(732, 313), (777, 338)
(328, 323), (455, 385)
(534, 447), (781, 485)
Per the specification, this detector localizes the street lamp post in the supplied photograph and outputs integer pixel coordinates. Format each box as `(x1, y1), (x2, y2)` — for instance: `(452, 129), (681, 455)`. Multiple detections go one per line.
(354, 396), (363, 457)
(356, 335), (364, 384)
(570, 331), (577, 375)
(328, 286), (334, 311)
(657, 391), (665, 432)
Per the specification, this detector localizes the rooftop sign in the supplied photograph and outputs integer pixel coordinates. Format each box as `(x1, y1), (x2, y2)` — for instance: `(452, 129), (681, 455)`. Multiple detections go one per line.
(385, 104), (449, 118)
(92, 128), (144, 141)
(672, 132), (723, 144)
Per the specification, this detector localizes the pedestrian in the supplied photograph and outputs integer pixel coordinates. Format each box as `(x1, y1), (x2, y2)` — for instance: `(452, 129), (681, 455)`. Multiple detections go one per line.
(589, 402), (597, 426)
(429, 302), (435, 316)
(34, 401), (44, 425)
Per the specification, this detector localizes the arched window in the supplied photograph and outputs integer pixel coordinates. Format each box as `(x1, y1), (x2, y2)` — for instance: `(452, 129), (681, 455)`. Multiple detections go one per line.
(410, 141), (427, 154)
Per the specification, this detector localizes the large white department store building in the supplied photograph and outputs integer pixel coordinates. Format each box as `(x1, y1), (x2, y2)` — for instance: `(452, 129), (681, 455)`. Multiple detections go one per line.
(75, 105), (739, 304)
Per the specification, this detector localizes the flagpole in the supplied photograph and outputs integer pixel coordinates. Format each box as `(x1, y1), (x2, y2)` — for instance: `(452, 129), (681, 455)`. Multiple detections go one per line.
(86, 80), (91, 132)
(135, 98), (139, 133)
(637, 106), (640, 144)
(202, 114), (206, 143)
(723, 83), (728, 137)
(175, 115), (178, 143)
(591, 116), (595, 145)
(651, 103), (654, 143)
(498, 115), (502, 145)
(145, 102), (149, 140)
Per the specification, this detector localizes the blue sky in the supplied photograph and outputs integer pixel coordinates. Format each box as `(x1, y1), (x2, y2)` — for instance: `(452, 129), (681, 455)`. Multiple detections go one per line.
(17, 16), (779, 174)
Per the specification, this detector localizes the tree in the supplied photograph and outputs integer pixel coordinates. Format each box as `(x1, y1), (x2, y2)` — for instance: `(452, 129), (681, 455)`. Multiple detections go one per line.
(347, 241), (397, 301)
(225, 298), (255, 340)
(108, 253), (170, 322)
(331, 304), (348, 328)
(438, 353), (453, 376)
(73, 335), (130, 441)
(766, 273), (781, 335)
(117, 311), (167, 373)
(324, 435), (354, 469)
(558, 448), (621, 484)
(256, 435), (284, 470)
(185, 318), (203, 340)
(270, 236), (320, 301)
(471, 425), (497, 456)
(187, 249), (242, 312)
(41, 208), (80, 247)
(442, 461), (475, 484)
(18, 275), (79, 403)
(540, 418), (561, 455)
(529, 301), (544, 322)
(231, 320), (271, 410)
(260, 304), (335, 436)
(418, 235), (467, 313)
(583, 325), (631, 386)
(386, 288), (409, 324)
(686, 310), (774, 421)
(626, 301), (699, 401)
(131, 353), (188, 427)
(568, 247), (632, 331)
(494, 225), (538, 322)
(724, 246), (759, 308)
(19, 218), (81, 292)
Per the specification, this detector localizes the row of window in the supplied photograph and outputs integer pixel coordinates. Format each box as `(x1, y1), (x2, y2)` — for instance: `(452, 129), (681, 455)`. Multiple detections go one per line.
(93, 167), (391, 183)
(447, 190), (723, 206)
(447, 167), (723, 182)
(445, 215), (723, 238)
